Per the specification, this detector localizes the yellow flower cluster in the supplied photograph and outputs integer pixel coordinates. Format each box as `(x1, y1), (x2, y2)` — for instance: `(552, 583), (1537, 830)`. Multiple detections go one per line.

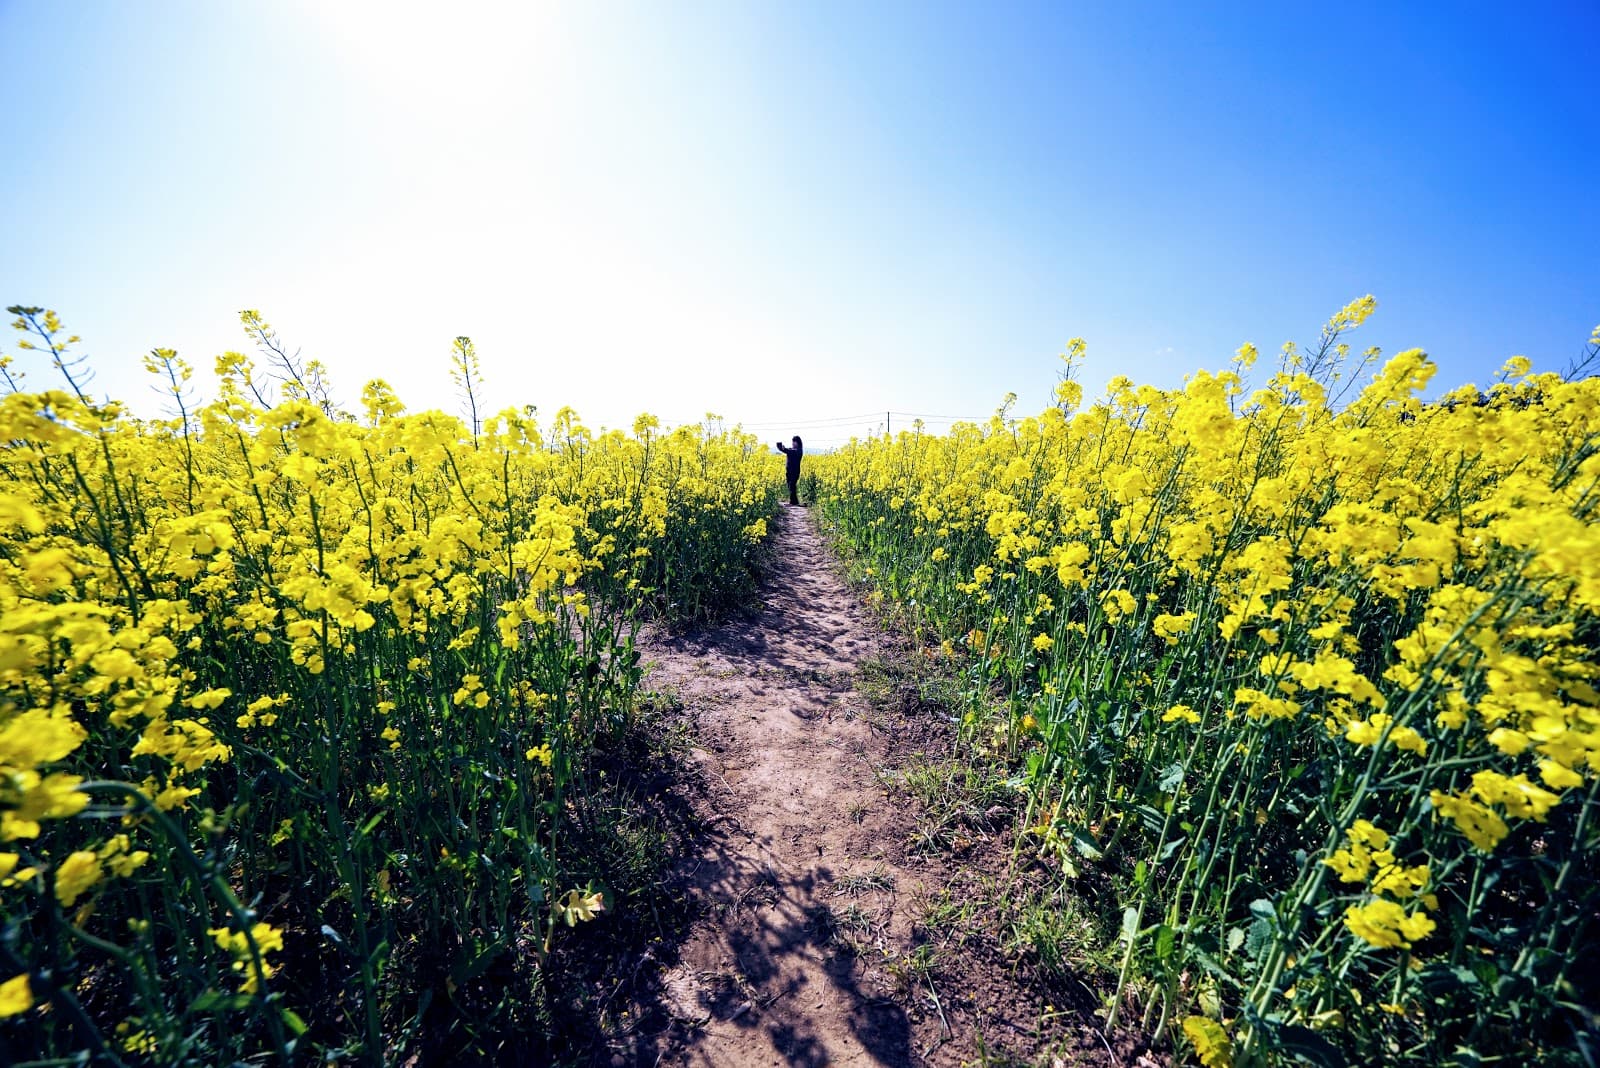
(1325, 821), (1435, 949)
(209, 921), (286, 994)
(812, 304), (1600, 1062)
(0, 308), (782, 1055)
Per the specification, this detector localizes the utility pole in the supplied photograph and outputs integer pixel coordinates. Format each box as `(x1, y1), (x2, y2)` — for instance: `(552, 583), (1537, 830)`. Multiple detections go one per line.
(886, 411), (891, 438)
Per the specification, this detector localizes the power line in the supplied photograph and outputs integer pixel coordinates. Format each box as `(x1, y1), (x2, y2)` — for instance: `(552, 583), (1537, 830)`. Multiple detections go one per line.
(739, 410), (985, 430)
(739, 412), (890, 430)
(886, 411), (987, 422)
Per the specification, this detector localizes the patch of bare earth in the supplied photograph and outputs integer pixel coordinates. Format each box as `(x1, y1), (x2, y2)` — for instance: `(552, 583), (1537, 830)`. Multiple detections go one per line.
(605, 506), (1159, 1067)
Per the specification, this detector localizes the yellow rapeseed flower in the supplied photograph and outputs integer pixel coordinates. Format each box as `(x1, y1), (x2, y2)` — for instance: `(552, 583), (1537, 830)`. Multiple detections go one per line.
(54, 850), (103, 906)
(0, 973), (32, 1017)
(1343, 898), (1435, 949)
(555, 888), (605, 927)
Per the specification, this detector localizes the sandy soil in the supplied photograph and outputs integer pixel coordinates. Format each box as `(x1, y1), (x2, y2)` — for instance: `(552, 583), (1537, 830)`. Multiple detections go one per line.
(636, 504), (948, 1067)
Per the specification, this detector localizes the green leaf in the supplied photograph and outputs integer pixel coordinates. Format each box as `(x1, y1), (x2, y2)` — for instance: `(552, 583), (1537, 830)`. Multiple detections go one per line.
(1419, 963), (1480, 996)
(1121, 906), (1140, 946)
(1246, 917), (1273, 961)
(1155, 923), (1176, 962)
(1133, 803), (1165, 834)
(1158, 834), (1188, 864)
(452, 936), (508, 985)
(191, 989), (253, 1013)
(1494, 972), (1534, 1000)
(1187, 947), (1249, 990)
(1157, 761), (1185, 794)
(1276, 1024), (1346, 1068)
(1227, 926), (1245, 954)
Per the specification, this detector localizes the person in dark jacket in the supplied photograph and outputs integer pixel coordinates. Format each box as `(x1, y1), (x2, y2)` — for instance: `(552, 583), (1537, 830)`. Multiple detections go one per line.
(776, 435), (803, 506)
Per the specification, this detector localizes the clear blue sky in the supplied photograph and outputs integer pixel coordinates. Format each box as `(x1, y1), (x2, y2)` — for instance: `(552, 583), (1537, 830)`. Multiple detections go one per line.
(2, 1), (1595, 447)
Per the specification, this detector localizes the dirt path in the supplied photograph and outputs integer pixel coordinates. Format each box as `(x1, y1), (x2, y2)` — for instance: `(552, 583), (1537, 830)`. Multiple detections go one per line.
(637, 504), (949, 1067)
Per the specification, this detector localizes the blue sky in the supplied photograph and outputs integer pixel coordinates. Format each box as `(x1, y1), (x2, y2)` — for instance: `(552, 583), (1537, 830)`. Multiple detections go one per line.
(2, 1), (1595, 447)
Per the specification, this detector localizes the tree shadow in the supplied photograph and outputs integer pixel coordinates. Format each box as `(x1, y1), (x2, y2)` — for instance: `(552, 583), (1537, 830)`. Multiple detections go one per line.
(606, 506), (916, 1066)
(614, 813), (916, 1066)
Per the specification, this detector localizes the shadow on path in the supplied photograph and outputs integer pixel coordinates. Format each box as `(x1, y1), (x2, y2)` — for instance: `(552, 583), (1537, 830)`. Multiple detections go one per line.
(620, 505), (928, 1067)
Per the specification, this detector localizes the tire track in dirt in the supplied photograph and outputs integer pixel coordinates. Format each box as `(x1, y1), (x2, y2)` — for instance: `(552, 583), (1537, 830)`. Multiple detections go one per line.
(637, 504), (947, 1067)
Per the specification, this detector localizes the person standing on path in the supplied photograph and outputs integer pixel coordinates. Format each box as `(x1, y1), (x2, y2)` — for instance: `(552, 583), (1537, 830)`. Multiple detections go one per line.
(776, 435), (803, 506)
